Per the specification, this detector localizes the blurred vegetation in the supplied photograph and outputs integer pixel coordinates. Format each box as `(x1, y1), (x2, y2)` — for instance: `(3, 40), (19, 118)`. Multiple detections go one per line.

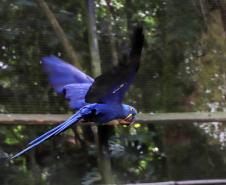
(1, 0), (226, 184)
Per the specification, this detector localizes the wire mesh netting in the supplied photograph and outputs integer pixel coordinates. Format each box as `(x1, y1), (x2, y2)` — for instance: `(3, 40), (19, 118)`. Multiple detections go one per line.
(1, 0), (226, 184)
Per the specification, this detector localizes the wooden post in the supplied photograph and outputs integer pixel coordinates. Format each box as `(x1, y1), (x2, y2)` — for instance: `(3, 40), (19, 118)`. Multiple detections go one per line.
(125, 179), (226, 185)
(1, 112), (226, 125)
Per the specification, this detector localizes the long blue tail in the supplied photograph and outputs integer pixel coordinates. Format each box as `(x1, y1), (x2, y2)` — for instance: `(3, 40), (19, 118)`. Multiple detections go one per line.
(11, 112), (82, 159)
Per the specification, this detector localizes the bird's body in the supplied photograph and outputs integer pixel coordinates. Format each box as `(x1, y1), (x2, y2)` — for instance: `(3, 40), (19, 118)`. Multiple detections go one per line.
(11, 26), (144, 159)
(80, 103), (137, 124)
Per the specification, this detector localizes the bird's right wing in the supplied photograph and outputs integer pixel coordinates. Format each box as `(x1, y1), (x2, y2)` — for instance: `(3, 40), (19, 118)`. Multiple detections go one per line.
(85, 26), (144, 104)
(42, 55), (94, 109)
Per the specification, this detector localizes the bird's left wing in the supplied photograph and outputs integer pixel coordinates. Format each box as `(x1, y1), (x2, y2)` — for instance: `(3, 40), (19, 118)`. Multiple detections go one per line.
(42, 55), (94, 109)
(11, 112), (82, 159)
(85, 26), (144, 104)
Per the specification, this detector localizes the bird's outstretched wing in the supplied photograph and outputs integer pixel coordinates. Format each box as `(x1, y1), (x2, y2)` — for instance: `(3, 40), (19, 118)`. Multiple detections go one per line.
(42, 55), (94, 109)
(85, 26), (144, 104)
(11, 112), (82, 159)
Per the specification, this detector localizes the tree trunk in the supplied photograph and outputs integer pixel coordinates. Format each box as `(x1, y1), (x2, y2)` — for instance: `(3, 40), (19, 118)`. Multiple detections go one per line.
(199, 0), (208, 28)
(86, 0), (101, 76)
(36, 0), (81, 68)
(125, 0), (133, 32)
(219, 0), (226, 40)
(85, 0), (114, 184)
(105, 0), (119, 65)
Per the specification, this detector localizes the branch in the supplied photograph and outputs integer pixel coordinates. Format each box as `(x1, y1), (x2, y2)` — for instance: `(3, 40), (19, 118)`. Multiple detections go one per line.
(36, 0), (81, 68)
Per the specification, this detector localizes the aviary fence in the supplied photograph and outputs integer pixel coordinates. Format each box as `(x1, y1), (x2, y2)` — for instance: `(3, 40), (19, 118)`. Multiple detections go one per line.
(1, 112), (226, 125)
(1, 112), (226, 185)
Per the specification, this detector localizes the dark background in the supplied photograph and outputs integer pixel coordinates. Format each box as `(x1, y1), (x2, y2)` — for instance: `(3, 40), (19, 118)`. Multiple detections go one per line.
(0, 0), (226, 184)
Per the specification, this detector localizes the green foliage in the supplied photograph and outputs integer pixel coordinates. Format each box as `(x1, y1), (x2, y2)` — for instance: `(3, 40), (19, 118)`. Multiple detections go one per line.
(1, 0), (226, 184)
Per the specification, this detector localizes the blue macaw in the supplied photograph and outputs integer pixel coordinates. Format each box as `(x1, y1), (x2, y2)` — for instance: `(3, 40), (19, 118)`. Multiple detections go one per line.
(11, 26), (144, 159)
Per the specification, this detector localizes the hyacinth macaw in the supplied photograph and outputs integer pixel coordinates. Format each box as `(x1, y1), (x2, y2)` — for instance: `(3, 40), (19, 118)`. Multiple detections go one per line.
(11, 26), (144, 159)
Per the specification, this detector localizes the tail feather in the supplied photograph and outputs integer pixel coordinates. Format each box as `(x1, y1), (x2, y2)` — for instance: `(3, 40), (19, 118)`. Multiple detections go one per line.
(28, 113), (80, 146)
(11, 112), (82, 159)
(28, 123), (63, 146)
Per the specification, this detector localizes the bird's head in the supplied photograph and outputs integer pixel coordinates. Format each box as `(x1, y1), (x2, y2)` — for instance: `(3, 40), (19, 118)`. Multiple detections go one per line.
(118, 104), (137, 125)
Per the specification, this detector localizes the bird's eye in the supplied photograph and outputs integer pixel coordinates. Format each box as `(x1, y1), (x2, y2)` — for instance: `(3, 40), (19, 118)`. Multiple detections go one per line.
(130, 107), (135, 112)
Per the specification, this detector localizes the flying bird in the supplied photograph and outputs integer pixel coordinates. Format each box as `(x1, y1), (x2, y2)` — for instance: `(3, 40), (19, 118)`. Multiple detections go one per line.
(11, 26), (144, 159)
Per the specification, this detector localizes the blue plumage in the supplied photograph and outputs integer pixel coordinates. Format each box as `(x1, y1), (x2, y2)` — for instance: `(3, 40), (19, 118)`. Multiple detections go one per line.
(11, 26), (144, 159)
(42, 56), (93, 109)
(85, 26), (144, 104)
(63, 83), (92, 109)
(12, 112), (82, 159)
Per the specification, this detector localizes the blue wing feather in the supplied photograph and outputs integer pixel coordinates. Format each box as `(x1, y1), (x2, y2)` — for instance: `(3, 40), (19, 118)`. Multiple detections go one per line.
(11, 112), (82, 159)
(85, 26), (144, 104)
(42, 55), (93, 93)
(42, 55), (94, 109)
(63, 83), (92, 109)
